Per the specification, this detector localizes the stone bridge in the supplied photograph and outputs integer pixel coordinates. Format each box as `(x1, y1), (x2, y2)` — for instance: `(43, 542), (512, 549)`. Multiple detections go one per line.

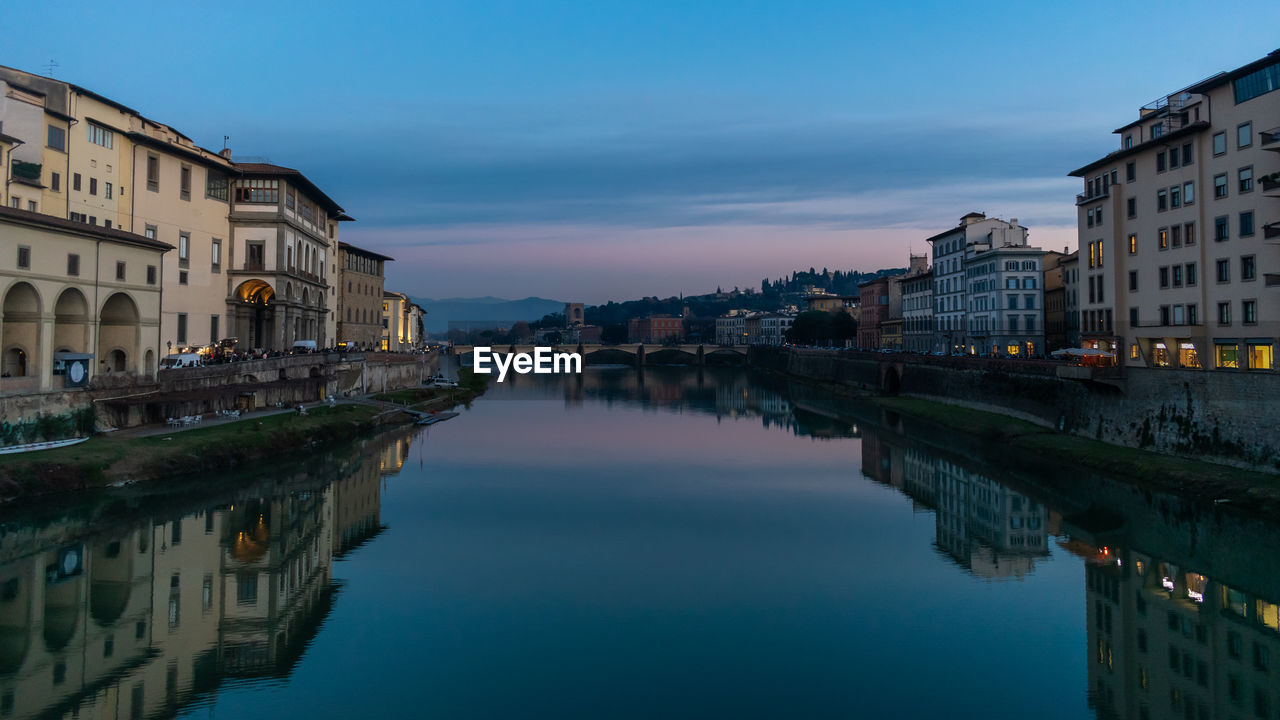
(450, 343), (747, 366)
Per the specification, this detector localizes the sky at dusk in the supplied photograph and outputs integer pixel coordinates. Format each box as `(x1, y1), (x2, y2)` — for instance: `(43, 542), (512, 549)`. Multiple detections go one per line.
(6, 1), (1280, 303)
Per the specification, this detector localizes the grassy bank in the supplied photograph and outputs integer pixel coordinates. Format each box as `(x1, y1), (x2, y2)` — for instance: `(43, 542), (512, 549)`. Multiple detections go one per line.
(872, 396), (1280, 504)
(0, 404), (382, 501)
(0, 371), (489, 503)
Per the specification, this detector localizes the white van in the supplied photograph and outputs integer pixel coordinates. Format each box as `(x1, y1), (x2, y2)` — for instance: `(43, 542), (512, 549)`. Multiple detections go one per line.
(160, 353), (204, 370)
(291, 340), (318, 353)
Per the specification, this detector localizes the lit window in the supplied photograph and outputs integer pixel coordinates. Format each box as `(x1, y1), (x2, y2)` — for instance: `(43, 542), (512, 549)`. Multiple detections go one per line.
(1215, 343), (1239, 369)
(1249, 344), (1275, 371)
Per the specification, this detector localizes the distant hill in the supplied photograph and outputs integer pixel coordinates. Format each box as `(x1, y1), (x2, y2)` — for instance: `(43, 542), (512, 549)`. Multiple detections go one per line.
(412, 296), (564, 334)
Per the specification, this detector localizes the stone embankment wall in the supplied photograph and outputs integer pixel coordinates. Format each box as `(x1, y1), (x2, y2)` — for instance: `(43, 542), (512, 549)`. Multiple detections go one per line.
(1, 352), (438, 433)
(751, 346), (1280, 471)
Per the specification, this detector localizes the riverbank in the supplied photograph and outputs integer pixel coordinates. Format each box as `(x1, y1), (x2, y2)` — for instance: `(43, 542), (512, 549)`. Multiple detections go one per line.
(0, 374), (486, 504)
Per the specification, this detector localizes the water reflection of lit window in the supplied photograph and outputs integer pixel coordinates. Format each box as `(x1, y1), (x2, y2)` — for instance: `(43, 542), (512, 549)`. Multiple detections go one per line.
(1258, 600), (1280, 630)
(1223, 587), (1248, 616)
(1184, 573), (1207, 603)
(1135, 559), (1145, 576)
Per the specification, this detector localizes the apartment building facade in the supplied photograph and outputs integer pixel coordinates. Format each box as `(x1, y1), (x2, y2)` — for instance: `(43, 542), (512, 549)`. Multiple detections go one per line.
(337, 242), (392, 349)
(901, 270), (934, 353)
(745, 313), (793, 346)
(963, 244), (1048, 357)
(926, 212), (1029, 354)
(715, 312), (747, 346)
(381, 291), (425, 351)
(1069, 49), (1279, 371)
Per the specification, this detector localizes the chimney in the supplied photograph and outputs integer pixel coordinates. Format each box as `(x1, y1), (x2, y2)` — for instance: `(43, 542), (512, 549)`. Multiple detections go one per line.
(219, 148), (232, 160)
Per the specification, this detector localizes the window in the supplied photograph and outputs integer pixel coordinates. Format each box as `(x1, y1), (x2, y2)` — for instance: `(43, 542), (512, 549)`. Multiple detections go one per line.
(1124, 135), (1133, 149)
(1172, 266), (1183, 287)
(1237, 121), (1252, 149)
(47, 124), (66, 150)
(73, 173), (82, 191)
(234, 178), (279, 203)
(116, 261), (126, 281)
(1188, 304), (1198, 326)
(1213, 131), (1227, 155)
(1008, 316), (1018, 332)
(1215, 216), (1229, 241)
(1126, 161), (1135, 182)
(1242, 255), (1256, 281)
(1128, 234), (1137, 254)
(211, 239), (222, 271)
(1129, 270), (1138, 291)
(1239, 166), (1253, 193)
(17, 246), (31, 269)
(1170, 185), (1180, 208)
(1186, 263), (1197, 286)
(146, 265), (157, 285)
(1094, 241), (1103, 268)
(87, 123), (113, 148)
(1171, 225), (1182, 247)
(177, 314), (188, 344)
(144, 224), (157, 240)
(89, 177), (98, 196)
(1248, 343), (1274, 370)
(1096, 206), (1103, 224)
(1182, 142), (1193, 165)
(1216, 342), (1239, 368)
(1127, 197), (1136, 218)
(1243, 299), (1257, 325)
(1159, 267), (1169, 288)
(1087, 208), (1094, 228)
(1183, 181), (1194, 205)
(1240, 211), (1254, 237)
(67, 253), (80, 276)
(211, 315), (220, 343)
(1160, 306), (1171, 326)
(1157, 189), (1168, 211)
(27, 200), (36, 212)
(51, 172), (60, 192)
(1159, 228), (1169, 250)
(178, 232), (190, 264)
(147, 155), (160, 192)
(180, 165), (191, 200)
(178, 270), (188, 286)
(104, 182), (112, 199)
(1184, 222), (1196, 246)
(1157, 152), (1167, 172)
(1217, 259), (1230, 283)
(206, 171), (228, 201)
(1007, 295), (1018, 310)
(1233, 60), (1280, 103)
(1214, 174), (1228, 198)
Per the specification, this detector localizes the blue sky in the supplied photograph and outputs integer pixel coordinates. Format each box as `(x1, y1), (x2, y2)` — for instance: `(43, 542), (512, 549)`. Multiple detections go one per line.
(6, 1), (1279, 302)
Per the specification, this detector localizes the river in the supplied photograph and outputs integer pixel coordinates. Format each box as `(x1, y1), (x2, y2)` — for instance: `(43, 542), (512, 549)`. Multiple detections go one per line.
(0, 367), (1277, 719)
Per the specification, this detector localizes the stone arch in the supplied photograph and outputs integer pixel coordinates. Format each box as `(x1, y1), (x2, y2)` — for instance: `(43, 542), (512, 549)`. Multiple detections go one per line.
(144, 349), (155, 376)
(98, 292), (140, 374)
(882, 365), (902, 395)
(0, 571), (31, 674)
(233, 280), (276, 351)
(2, 281), (42, 378)
(53, 287), (91, 354)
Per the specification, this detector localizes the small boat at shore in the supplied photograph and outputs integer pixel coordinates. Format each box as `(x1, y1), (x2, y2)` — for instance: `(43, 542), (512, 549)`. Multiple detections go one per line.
(416, 412), (459, 426)
(0, 437), (89, 455)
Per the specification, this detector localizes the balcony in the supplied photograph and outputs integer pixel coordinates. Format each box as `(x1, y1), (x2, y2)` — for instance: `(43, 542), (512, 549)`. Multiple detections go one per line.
(1261, 128), (1280, 151)
(1261, 174), (1280, 197)
(242, 261), (266, 272)
(1265, 222), (1280, 241)
(1076, 185), (1111, 206)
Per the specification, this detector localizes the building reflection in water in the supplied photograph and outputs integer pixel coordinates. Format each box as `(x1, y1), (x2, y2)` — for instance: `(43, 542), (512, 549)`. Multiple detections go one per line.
(861, 430), (1050, 580)
(0, 427), (407, 719)
(1069, 534), (1280, 720)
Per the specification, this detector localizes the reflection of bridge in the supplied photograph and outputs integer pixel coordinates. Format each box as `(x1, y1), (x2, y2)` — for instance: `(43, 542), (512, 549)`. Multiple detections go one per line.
(451, 344), (747, 366)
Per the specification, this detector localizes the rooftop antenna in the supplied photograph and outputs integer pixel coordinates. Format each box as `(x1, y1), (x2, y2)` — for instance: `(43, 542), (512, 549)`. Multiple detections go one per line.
(223, 135), (229, 150)
(44, 59), (59, 77)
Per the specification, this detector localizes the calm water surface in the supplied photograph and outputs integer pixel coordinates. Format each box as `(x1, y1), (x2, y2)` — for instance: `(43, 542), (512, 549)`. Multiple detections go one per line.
(2, 367), (1278, 719)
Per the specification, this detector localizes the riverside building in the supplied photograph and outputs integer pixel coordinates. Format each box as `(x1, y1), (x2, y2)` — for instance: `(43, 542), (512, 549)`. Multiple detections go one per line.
(1068, 49), (1280, 371)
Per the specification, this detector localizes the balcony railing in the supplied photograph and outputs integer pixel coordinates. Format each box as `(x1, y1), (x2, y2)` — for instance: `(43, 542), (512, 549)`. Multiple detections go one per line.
(242, 261), (265, 272)
(1264, 222), (1280, 241)
(1261, 129), (1280, 151)
(1076, 185), (1111, 205)
(1261, 175), (1280, 196)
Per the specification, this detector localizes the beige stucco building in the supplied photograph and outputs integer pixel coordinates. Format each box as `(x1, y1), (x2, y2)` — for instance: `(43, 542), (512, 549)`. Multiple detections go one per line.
(381, 291), (425, 351)
(1, 206), (169, 394)
(1070, 49), (1279, 371)
(1, 64), (365, 355)
(227, 163), (351, 350)
(337, 242), (392, 349)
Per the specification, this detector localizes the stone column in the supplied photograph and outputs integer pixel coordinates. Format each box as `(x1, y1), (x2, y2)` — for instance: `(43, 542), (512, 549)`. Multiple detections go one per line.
(274, 304), (287, 351)
(38, 312), (54, 392)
